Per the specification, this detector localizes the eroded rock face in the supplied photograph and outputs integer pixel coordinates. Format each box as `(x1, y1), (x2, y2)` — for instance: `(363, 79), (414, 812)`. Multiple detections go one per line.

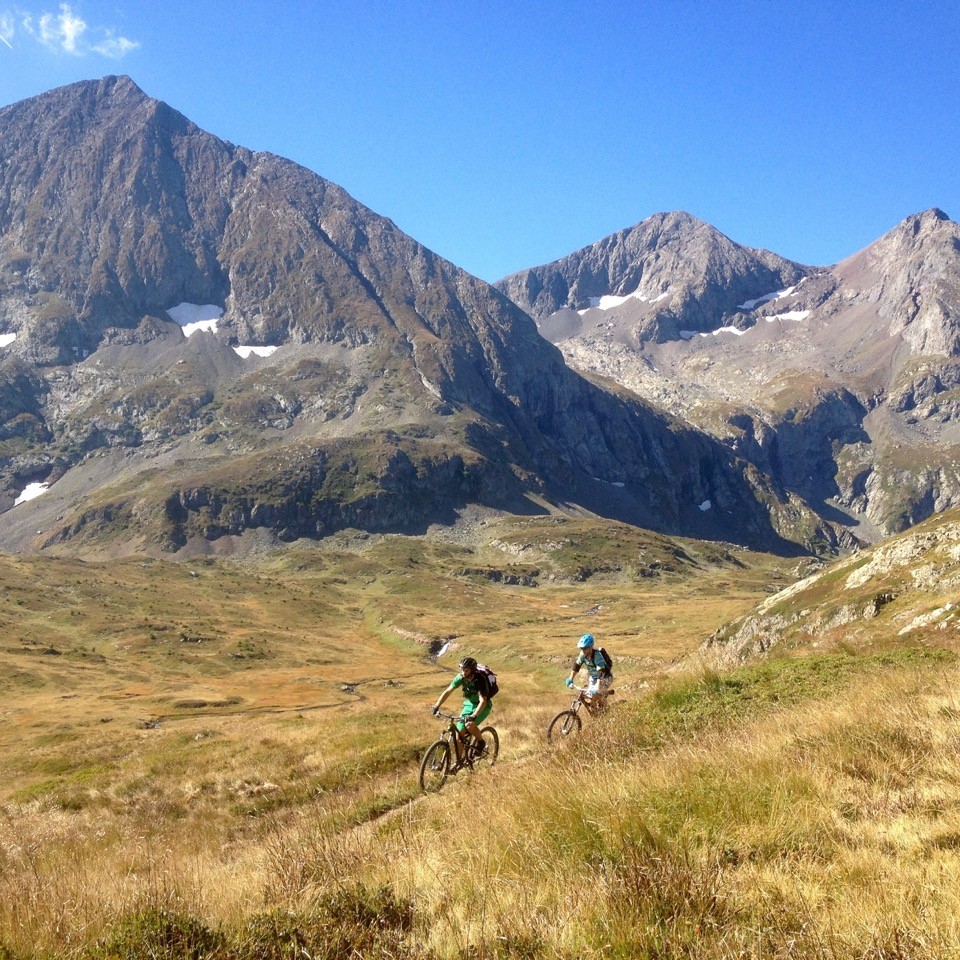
(0, 78), (812, 555)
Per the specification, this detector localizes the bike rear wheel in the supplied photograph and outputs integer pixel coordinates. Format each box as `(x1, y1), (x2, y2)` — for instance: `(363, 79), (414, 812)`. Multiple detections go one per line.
(419, 740), (451, 792)
(547, 709), (582, 742)
(475, 726), (499, 767)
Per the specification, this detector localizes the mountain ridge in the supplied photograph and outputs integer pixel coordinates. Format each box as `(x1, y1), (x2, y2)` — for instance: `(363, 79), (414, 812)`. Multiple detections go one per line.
(0, 77), (825, 556)
(499, 206), (960, 542)
(495, 210), (811, 343)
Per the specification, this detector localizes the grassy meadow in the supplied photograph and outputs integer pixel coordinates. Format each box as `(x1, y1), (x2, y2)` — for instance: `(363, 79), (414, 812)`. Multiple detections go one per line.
(2, 516), (959, 957)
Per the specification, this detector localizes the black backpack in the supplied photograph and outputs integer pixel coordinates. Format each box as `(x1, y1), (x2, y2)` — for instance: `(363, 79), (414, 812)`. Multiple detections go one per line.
(598, 647), (613, 675)
(476, 663), (499, 697)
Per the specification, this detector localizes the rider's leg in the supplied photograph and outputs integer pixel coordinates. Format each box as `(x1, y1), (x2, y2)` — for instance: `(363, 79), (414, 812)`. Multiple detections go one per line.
(594, 674), (613, 708)
(456, 703), (475, 757)
(464, 701), (492, 753)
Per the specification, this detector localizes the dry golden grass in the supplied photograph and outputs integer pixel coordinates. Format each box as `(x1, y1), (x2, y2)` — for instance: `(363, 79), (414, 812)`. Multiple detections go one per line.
(7, 520), (957, 957)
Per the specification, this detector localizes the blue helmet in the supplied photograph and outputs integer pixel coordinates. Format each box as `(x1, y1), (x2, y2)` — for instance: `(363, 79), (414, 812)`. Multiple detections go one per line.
(578, 634), (595, 649)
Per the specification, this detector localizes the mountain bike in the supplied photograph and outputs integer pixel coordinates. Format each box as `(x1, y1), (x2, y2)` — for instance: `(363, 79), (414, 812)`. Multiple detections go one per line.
(419, 711), (499, 792)
(546, 683), (615, 742)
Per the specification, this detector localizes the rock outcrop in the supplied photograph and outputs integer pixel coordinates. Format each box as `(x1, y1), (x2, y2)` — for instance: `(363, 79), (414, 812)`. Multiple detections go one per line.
(700, 508), (960, 666)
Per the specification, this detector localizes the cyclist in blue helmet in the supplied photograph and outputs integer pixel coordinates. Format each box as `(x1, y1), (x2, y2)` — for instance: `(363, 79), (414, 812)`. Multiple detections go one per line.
(566, 633), (613, 700)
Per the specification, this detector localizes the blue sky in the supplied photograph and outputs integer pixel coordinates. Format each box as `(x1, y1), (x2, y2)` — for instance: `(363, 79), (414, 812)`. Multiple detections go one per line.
(2, 1), (959, 283)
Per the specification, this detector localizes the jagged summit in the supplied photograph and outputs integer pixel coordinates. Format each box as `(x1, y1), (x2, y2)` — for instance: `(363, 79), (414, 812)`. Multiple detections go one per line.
(2, 75), (194, 141)
(842, 207), (955, 260)
(833, 208), (960, 356)
(7, 74), (145, 107)
(910, 206), (950, 224)
(495, 210), (810, 342)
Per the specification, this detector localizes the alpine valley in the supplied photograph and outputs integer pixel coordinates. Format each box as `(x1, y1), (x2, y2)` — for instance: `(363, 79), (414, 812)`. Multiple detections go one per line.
(6, 75), (960, 960)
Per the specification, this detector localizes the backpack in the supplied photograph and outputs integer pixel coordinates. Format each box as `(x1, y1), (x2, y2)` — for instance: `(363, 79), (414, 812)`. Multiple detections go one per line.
(598, 647), (613, 675)
(476, 663), (499, 698)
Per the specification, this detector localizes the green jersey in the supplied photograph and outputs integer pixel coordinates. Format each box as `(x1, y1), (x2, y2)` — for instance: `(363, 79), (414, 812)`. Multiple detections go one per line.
(451, 670), (491, 705)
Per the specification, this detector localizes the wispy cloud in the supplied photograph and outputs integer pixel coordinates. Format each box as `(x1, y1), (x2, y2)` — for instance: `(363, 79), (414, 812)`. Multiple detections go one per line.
(37, 4), (86, 52)
(92, 29), (138, 59)
(0, 12), (15, 47)
(3, 4), (139, 57)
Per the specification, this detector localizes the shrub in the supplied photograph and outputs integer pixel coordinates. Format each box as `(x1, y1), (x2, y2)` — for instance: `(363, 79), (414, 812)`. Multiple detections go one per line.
(85, 908), (224, 959)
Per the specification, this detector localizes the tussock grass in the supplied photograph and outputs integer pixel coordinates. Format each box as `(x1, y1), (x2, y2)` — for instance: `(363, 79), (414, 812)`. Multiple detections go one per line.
(3, 532), (959, 956)
(5, 646), (960, 957)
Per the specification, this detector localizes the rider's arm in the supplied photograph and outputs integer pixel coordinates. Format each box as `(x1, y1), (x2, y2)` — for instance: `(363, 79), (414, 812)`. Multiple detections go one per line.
(433, 680), (458, 712)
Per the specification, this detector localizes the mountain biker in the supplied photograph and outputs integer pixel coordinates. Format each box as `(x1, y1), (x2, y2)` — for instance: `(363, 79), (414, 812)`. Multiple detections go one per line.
(432, 656), (492, 755)
(566, 633), (613, 701)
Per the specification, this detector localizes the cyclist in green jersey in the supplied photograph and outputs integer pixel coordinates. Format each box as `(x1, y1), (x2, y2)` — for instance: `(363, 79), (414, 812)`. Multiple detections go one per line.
(432, 656), (492, 753)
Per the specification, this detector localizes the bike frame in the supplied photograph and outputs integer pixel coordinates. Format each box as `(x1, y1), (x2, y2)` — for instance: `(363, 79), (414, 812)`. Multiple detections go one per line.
(567, 683), (610, 716)
(434, 710), (477, 767)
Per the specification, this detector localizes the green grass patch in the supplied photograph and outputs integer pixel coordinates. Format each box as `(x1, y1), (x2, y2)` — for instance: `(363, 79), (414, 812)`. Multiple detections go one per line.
(623, 646), (956, 747)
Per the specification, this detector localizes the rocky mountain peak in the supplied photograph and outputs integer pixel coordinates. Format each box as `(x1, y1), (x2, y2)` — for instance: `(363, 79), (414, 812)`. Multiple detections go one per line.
(496, 211), (810, 343)
(834, 209), (960, 355)
(875, 207), (955, 254)
(496, 204), (960, 546)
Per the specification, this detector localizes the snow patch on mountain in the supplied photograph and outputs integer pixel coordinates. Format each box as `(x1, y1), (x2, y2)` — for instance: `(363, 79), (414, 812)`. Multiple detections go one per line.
(705, 326), (746, 337)
(0, 333), (15, 348)
(167, 303), (223, 337)
(14, 482), (49, 505)
(738, 285), (797, 310)
(766, 310), (810, 322)
(577, 288), (671, 314)
(233, 345), (278, 359)
(680, 326), (747, 340)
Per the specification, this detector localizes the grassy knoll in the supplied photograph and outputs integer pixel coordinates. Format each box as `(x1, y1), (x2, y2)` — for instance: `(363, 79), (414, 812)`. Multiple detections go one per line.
(10, 519), (960, 956)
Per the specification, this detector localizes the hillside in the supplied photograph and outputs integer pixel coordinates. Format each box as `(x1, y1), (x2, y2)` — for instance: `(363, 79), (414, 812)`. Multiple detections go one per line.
(0, 519), (795, 957)
(1, 516), (959, 956)
(702, 502), (960, 666)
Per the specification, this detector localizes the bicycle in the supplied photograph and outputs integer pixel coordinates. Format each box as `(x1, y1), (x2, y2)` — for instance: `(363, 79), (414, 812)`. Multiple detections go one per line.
(419, 710), (500, 792)
(546, 683), (615, 742)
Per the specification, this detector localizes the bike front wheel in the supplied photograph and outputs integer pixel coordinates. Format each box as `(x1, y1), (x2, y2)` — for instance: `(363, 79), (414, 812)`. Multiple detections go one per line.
(547, 710), (582, 742)
(419, 740), (451, 792)
(476, 726), (499, 767)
